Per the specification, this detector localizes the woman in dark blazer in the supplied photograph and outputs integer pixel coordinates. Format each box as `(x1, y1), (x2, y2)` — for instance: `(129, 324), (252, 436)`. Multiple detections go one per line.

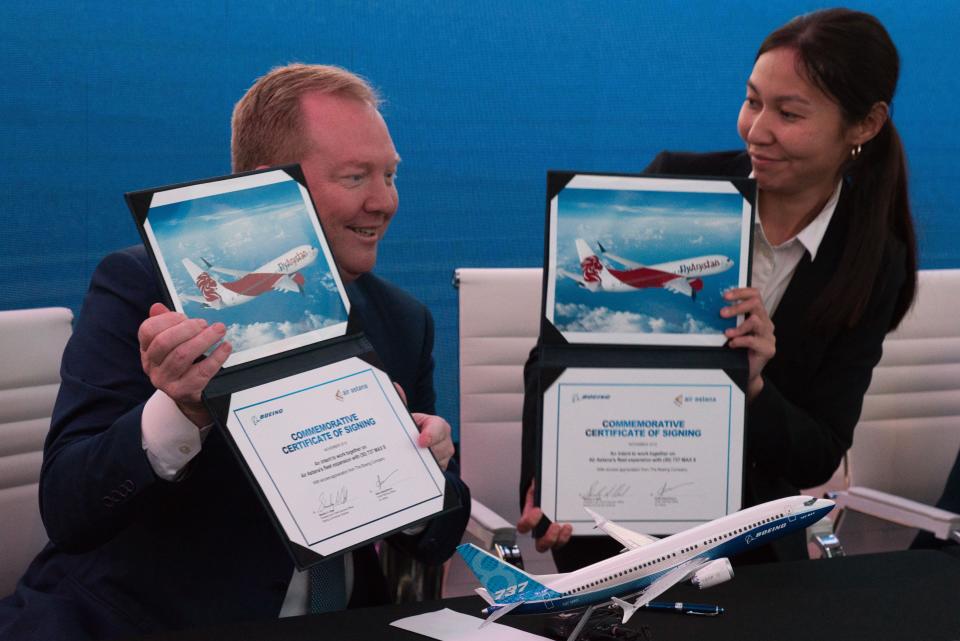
(518, 8), (918, 569)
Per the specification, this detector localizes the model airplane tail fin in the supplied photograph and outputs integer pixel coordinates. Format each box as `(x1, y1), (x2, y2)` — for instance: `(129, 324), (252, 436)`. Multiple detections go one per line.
(457, 544), (558, 604)
(182, 258), (224, 306)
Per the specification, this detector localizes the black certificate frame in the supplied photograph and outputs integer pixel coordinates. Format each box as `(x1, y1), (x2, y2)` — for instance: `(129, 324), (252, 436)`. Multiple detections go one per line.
(125, 167), (457, 570)
(533, 169), (756, 535)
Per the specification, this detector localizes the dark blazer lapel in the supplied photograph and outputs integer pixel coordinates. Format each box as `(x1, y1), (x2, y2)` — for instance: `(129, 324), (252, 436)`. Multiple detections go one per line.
(769, 185), (851, 369)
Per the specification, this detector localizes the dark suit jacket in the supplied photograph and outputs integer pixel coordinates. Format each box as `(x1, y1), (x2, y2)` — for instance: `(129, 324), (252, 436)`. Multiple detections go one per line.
(520, 150), (906, 567)
(0, 245), (469, 641)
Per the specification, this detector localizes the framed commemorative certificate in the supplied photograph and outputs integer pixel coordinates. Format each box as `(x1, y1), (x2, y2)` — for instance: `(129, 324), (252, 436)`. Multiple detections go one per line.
(127, 167), (457, 568)
(214, 357), (448, 559)
(533, 170), (754, 535)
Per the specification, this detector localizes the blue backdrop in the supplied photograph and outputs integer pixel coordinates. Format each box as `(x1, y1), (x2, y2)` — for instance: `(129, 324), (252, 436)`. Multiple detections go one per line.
(2, 1), (957, 438)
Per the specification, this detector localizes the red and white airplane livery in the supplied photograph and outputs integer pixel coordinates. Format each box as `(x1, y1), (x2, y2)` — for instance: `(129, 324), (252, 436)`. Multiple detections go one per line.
(560, 239), (734, 300)
(180, 244), (320, 309)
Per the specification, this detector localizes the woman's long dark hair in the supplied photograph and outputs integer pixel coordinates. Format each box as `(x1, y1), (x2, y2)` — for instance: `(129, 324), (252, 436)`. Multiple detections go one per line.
(758, 8), (917, 332)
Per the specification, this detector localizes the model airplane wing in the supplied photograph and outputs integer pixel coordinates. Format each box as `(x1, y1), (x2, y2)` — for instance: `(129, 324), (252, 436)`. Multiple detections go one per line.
(662, 276), (694, 297)
(584, 508), (659, 550)
(613, 557), (711, 623)
(480, 600), (525, 626)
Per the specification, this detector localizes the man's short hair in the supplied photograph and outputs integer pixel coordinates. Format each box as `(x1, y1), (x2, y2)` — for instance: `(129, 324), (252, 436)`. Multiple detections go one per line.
(231, 63), (380, 172)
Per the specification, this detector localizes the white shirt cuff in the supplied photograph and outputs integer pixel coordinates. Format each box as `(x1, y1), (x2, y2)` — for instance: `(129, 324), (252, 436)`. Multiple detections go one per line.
(141, 390), (212, 481)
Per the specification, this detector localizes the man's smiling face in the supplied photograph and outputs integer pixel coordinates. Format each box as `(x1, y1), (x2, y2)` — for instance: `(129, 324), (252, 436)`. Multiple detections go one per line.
(297, 91), (400, 282)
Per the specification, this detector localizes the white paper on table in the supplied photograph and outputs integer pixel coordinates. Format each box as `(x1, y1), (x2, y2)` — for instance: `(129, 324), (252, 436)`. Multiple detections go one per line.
(390, 608), (550, 641)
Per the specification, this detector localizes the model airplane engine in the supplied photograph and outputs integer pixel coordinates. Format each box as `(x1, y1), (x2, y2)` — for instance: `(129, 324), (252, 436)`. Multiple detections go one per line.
(690, 558), (734, 589)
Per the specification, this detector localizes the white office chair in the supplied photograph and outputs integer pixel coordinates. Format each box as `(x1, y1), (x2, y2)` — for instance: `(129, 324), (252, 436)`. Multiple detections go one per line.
(830, 269), (960, 552)
(456, 267), (542, 566)
(0, 307), (73, 597)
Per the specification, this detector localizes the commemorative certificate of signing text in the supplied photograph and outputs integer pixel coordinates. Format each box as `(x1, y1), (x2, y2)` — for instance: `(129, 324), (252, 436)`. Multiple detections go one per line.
(540, 367), (744, 535)
(225, 357), (446, 557)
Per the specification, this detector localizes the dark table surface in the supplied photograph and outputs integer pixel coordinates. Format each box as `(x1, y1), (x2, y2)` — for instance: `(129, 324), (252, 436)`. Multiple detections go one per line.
(134, 549), (960, 641)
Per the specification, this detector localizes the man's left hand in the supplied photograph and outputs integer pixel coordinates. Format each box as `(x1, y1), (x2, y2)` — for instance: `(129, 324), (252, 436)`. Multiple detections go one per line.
(413, 413), (454, 471)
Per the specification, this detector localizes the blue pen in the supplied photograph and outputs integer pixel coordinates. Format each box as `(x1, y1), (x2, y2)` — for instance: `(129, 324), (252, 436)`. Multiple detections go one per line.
(645, 601), (724, 616)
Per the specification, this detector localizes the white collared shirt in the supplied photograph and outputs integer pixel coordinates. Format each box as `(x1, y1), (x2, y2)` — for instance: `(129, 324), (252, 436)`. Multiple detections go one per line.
(752, 180), (842, 316)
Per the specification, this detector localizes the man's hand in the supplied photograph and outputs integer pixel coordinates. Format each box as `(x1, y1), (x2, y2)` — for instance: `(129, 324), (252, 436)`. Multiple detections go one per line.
(517, 480), (573, 553)
(722, 287), (776, 401)
(393, 383), (454, 471)
(138, 303), (232, 427)
(413, 413), (454, 471)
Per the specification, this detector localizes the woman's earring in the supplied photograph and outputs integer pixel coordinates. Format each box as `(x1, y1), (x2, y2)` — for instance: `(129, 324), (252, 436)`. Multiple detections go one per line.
(850, 144), (862, 160)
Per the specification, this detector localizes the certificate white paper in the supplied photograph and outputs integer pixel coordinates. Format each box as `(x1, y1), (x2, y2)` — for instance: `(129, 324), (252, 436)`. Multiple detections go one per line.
(225, 356), (446, 557)
(540, 367), (744, 535)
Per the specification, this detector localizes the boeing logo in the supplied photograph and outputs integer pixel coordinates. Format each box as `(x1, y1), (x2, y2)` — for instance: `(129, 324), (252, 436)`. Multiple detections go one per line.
(572, 393), (611, 403)
(745, 522), (786, 544)
(251, 408), (284, 426)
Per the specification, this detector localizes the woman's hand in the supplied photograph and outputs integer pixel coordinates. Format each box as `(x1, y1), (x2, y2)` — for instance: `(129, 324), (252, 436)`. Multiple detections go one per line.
(516, 480), (573, 553)
(722, 287), (776, 401)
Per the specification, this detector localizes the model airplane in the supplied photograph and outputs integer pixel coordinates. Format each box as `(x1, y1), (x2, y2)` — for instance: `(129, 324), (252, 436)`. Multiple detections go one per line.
(559, 239), (734, 299)
(179, 244), (319, 309)
(458, 495), (834, 627)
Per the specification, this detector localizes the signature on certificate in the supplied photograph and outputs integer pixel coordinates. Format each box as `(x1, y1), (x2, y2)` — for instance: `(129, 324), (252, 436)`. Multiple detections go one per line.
(376, 469), (399, 491)
(318, 486), (350, 509)
(654, 481), (694, 497)
(580, 481), (630, 502)
(651, 481), (693, 506)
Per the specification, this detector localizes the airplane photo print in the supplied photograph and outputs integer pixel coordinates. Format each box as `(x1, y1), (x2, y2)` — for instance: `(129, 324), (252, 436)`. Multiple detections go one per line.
(545, 173), (753, 347)
(143, 170), (350, 367)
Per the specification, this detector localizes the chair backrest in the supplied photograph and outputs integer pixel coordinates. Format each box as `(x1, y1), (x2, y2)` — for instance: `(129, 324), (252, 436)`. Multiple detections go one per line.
(0, 307), (73, 597)
(847, 269), (960, 504)
(457, 268), (542, 523)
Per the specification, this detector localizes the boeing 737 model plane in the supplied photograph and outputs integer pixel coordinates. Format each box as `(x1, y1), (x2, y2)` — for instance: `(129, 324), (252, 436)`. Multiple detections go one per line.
(559, 239), (734, 299)
(179, 244), (320, 309)
(459, 495), (833, 633)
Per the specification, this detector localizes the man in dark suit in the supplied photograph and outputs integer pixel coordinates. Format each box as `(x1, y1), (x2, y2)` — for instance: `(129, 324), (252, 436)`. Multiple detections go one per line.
(0, 64), (470, 640)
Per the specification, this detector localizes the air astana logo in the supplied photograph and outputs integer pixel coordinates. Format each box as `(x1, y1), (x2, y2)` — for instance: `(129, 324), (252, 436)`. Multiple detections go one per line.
(581, 256), (603, 283)
(195, 272), (221, 302)
(677, 258), (722, 276)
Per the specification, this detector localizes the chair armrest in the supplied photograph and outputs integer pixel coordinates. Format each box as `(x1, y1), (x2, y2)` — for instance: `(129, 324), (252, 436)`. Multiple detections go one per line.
(806, 511), (845, 558)
(467, 498), (517, 548)
(466, 498), (524, 568)
(834, 486), (960, 543)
